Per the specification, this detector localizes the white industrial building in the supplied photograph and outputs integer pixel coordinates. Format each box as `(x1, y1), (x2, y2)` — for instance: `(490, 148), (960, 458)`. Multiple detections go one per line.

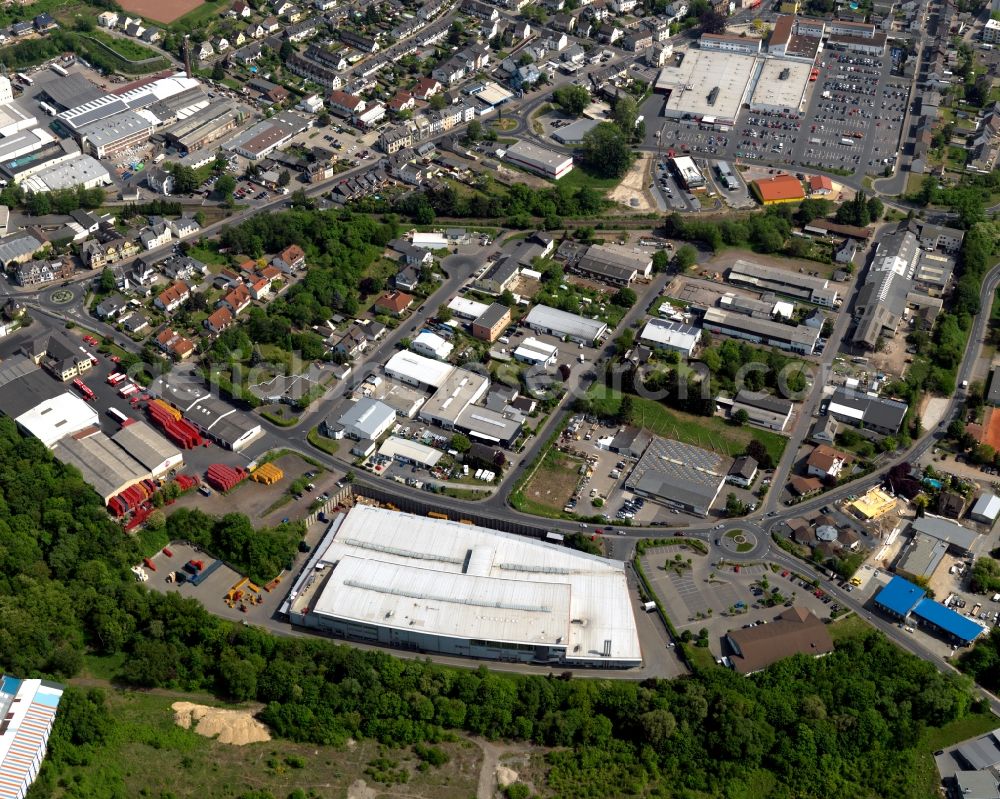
(970, 493), (1000, 525)
(513, 337), (558, 366)
(419, 368), (491, 427)
(284, 504), (643, 667)
(377, 435), (443, 467)
(524, 304), (608, 344)
(384, 350), (455, 391)
(503, 140), (574, 180)
(0, 675), (64, 799)
(411, 331), (454, 360)
(334, 398), (397, 441)
(639, 318), (701, 357)
(447, 296), (490, 320)
(14, 392), (98, 448)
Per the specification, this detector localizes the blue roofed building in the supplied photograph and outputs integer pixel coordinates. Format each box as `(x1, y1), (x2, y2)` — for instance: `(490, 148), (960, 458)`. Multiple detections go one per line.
(873, 575), (925, 618)
(911, 598), (985, 645)
(875, 575), (986, 645)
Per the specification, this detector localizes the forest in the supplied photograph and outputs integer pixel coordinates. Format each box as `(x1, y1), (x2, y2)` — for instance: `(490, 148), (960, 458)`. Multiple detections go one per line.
(0, 412), (979, 798)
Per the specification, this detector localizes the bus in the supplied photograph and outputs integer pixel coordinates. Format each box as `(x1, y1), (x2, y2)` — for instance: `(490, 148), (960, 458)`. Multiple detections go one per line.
(38, 102), (56, 116)
(72, 378), (95, 401)
(14, 73), (33, 86)
(107, 407), (129, 425)
(107, 372), (126, 385)
(840, 137), (854, 146)
(118, 383), (139, 398)
(50, 63), (68, 78)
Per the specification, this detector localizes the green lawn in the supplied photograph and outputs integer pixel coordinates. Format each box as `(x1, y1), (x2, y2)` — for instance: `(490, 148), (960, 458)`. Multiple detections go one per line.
(585, 385), (788, 464)
(85, 29), (162, 61)
(43, 686), (481, 799)
(828, 613), (870, 642)
(556, 165), (622, 193)
(307, 425), (339, 456)
(260, 406), (299, 427)
(167, 0), (225, 32)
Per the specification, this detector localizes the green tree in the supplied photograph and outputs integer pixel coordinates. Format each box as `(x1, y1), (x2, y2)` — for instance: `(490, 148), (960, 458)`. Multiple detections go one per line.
(552, 84), (590, 117)
(99, 267), (115, 294)
(733, 408), (749, 426)
(450, 433), (471, 453)
(212, 60), (225, 80)
(673, 244), (698, 270)
(466, 119), (483, 142)
(580, 123), (633, 179)
(611, 287), (637, 307)
(216, 174), (236, 203)
(278, 169), (291, 187)
(652, 249), (670, 273)
(611, 94), (638, 135)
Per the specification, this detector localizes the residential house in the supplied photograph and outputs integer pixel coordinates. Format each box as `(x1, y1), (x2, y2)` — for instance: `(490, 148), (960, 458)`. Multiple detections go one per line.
(432, 60), (466, 85)
(166, 217), (200, 239)
(230, 0), (252, 17)
(222, 283), (252, 315)
(806, 444), (848, 482)
(374, 290), (414, 316)
(205, 306), (235, 334)
(413, 77), (443, 100)
(196, 41), (215, 61)
(140, 222), (172, 251)
(95, 294), (128, 320)
(212, 36), (231, 52)
(146, 167), (174, 196)
(122, 313), (150, 335)
(340, 29), (379, 52)
(328, 90), (366, 117)
(461, 0), (499, 20)
(141, 27), (162, 43)
(156, 328), (195, 360)
(285, 18), (318, 41)
(155, 281), (190, 313)
(272, 244), (306, 273)
(97, 11), (119, 27)
(388, 91), (416, 113)
(81, 235), (138, 268)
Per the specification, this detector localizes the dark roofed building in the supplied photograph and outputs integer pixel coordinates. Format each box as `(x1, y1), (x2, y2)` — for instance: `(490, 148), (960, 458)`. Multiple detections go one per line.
(826, 386), (908, 436)
(937, 490), (966, 519)
(725, 607), (834, 674)
(609, 426), (652, 459)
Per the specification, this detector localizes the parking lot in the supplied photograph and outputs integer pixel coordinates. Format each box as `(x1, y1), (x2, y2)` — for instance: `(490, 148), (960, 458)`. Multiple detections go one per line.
(795, 48), (907, 174)
(641, 546), (840, 655)
(639, 45), (908, 181)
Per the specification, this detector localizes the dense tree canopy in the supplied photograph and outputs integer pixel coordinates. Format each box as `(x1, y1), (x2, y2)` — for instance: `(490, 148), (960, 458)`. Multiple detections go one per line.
(580, 122), (634, 179)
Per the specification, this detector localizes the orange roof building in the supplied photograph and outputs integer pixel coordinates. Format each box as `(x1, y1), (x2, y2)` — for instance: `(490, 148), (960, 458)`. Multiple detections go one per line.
(809, 174), (833, 194)
(752, 173), (805, 205)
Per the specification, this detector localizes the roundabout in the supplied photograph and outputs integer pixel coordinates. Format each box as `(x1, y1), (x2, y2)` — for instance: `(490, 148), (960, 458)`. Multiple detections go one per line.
(48, 288), (75, 306)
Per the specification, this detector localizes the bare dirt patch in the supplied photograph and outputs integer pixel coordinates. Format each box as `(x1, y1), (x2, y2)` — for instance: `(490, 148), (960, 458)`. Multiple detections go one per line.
(347, 779), (378, 799)
(609, 154), (654, 211)
(171, 701), (271, 746)
(118, 0), (203, 23)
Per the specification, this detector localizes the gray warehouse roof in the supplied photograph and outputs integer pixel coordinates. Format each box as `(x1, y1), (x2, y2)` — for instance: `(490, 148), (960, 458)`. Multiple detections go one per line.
(956, 729), (1000, 771)
(909, 516), (977, 552)
(524, 304), (608, 342)
(625, 436), (728, 515)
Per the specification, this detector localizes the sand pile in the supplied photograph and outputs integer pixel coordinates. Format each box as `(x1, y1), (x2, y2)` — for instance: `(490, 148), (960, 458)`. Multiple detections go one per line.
(171, 701), (271, 746)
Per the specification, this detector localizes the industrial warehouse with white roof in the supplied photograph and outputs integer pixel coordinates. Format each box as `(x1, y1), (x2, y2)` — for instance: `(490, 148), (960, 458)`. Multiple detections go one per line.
(284, 504), (642, 667)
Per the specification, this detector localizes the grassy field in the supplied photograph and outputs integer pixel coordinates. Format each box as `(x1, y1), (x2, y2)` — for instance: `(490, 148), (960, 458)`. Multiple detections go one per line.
(828, 613), (870, 642)
(516, 448), (583, 518)
(556, 165), (623, 194)
(307, 425), (339, 456)
(48, 682), (482, 799)
(85, 29), (163, 61)
(585, 385), (788, 465)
